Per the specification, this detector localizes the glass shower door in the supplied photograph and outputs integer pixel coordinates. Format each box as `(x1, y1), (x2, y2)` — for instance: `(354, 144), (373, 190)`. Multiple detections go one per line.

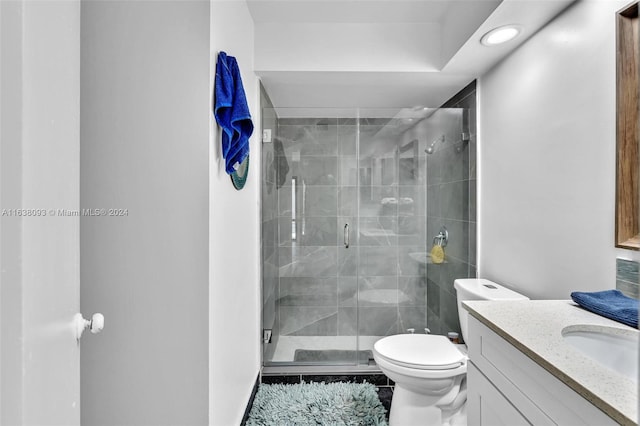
(353, 107), (470, 354)
(262, 108), (360, 366)
(353, 112), (429, 355)
(261, 104), (475, 367)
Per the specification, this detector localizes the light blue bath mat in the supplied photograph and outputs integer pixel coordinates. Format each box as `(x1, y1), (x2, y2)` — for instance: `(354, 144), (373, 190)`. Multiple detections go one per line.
(246, 381), (388, 425)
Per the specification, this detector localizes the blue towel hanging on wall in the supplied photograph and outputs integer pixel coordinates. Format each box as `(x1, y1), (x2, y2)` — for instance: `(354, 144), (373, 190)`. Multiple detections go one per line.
(214, 51), (254, 175)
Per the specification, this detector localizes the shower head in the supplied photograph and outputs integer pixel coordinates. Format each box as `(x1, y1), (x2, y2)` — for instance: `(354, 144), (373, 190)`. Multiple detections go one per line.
(424, 135), (445, 155)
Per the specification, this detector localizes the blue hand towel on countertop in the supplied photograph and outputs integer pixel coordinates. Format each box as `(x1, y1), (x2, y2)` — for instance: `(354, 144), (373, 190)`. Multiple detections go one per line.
(214, 51), (254, 175)
(570, 289), (638, 328)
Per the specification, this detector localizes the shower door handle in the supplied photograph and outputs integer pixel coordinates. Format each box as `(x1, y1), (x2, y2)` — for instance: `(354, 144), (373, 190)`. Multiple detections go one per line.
(344, 224), (350, 248)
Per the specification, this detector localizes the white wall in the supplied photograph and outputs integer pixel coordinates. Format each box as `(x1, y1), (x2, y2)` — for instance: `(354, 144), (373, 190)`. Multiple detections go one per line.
(479, 0), (640, 300)
(210, 2), (261, 425)
(80, 2), (210, 424)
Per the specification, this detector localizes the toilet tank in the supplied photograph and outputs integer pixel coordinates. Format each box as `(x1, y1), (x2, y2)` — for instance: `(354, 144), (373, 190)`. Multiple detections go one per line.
(454, 278), (529, 344)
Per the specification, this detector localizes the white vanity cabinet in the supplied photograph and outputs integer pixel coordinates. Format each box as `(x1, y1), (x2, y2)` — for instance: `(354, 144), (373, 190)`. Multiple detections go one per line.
(466, 316), (617, 426)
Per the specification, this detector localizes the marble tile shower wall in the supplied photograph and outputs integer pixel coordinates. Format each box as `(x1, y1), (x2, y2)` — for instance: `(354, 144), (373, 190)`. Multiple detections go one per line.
(348, 119), (428, 337)
(274, 117), (429, 338)
(425, 82), (477, 337)
(275, 118), (343, 337)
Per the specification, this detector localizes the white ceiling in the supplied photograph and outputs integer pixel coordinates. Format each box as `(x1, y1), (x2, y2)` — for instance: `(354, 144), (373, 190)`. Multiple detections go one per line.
(247, 0), (464, 24)
(248, 0), (575, 109)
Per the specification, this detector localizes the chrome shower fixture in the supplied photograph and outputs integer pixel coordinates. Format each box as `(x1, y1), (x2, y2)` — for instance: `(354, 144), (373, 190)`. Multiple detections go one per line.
(425, 135), (445, 154)
(454, 132), (471, 153)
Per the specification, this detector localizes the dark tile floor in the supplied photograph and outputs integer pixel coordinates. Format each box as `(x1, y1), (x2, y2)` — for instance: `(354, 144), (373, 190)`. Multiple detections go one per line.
(261, 373), (391, 386)
(376, 386), (394, 417)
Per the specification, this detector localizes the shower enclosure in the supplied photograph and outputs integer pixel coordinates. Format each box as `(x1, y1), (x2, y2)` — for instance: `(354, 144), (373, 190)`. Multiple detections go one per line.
(261, 103), (476, 369)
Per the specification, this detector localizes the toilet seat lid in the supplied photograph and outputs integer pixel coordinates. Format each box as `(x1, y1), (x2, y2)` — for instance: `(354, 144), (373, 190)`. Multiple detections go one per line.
(373, 334), (466, 370)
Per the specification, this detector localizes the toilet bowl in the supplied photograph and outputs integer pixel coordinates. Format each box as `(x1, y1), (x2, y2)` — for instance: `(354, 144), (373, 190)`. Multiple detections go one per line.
(374, 278), (529, 425)
(373, 334), (467, 426)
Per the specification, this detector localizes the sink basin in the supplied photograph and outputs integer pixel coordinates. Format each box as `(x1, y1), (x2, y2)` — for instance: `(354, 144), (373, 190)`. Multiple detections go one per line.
(562, 325), (639, 382)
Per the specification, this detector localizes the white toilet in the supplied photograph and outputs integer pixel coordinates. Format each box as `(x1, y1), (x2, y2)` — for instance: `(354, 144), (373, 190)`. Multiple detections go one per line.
(373, 278), (529, 426)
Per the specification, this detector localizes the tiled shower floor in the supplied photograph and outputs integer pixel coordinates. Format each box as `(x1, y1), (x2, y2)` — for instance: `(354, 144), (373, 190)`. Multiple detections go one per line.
(270, 335), (384, 362)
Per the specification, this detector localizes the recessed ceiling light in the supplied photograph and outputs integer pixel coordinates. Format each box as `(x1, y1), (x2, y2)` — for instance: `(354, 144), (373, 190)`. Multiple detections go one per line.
(480, 25), (522, 46)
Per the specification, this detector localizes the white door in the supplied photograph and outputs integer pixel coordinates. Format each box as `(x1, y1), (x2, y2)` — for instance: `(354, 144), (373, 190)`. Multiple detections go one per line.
(1, 1), (83, 424)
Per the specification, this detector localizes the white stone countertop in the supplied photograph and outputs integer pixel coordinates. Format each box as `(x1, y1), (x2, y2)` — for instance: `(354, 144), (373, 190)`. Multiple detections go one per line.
(462, 300), (638, 426)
